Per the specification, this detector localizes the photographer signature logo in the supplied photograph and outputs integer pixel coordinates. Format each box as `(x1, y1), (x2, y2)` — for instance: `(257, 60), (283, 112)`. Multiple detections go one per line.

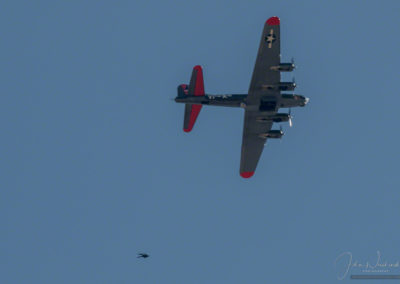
(335, 251), (400, 280)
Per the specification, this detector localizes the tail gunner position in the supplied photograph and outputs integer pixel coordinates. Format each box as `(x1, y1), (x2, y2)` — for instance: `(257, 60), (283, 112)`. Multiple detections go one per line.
(175, 17), (309, 178)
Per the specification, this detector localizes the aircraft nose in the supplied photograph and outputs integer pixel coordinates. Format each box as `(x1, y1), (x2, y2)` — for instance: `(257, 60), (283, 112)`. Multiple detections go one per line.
(304, 97), (310, 105)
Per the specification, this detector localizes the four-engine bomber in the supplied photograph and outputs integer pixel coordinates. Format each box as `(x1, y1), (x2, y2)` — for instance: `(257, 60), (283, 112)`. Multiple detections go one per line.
(175, 16), (309, 178)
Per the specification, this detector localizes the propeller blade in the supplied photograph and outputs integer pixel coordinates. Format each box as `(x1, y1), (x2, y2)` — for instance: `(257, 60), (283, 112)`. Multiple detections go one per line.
(292, 78), (297, 95)
(289, 117), (292, 127)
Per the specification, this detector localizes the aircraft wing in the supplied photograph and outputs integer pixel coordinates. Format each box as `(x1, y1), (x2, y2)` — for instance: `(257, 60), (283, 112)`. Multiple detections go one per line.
(239, 17), (281, 178)
(247, 16), (281, 105)
(239, 110), (273, 178)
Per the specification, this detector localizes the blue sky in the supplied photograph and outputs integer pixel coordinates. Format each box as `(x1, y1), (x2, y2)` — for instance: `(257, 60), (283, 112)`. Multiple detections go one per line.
(1, 0), (400, 283)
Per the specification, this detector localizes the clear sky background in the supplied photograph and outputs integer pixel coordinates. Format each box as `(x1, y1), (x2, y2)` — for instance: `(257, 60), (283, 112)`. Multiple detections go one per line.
(1, 1), (400, 283)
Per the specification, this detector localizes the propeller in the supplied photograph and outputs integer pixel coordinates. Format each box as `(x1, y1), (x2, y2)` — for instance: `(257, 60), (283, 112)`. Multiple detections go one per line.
(288, 108), (293, 127)
(291, 77), (296, 96)
(291, 57), (296, 69)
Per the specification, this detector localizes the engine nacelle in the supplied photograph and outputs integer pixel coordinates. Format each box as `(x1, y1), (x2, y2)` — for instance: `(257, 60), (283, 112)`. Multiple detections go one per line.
(280, 94), (309, 108)
(259, 130), (284, 139)
(256, 113), (290, 123)
(270, 63), (295, 72)
(272, 113), (290, 123)
(262, 82), (296, 91)
(278, 82), (296, 91)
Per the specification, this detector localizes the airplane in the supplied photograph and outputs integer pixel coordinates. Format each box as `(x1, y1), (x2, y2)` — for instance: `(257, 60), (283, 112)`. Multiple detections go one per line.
(175, 17), (309, 178)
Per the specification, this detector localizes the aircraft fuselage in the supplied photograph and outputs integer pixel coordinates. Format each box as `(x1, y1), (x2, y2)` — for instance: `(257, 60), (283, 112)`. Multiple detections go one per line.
(175, 93), (308, 109)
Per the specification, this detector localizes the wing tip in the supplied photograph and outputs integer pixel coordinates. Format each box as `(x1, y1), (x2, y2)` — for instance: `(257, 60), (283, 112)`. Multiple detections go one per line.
(266, 16), (280, 26)
(240, 171), (254, 178)
(193, 65), (202, 71)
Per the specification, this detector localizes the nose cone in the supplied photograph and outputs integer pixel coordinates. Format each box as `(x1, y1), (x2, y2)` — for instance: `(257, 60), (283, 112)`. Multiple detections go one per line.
(304, 97), (310, 105)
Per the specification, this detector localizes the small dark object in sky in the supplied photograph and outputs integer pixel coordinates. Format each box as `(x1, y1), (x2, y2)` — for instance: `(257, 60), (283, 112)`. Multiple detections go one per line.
(137, 253), (149, 258)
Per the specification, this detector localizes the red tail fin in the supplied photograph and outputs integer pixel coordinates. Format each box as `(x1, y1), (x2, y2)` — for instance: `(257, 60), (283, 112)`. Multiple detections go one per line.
(183, 65), (205, 132)
(190, 65), (204, 96)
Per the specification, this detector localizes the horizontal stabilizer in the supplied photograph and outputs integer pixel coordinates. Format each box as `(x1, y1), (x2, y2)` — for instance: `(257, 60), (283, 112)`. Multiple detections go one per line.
(184, 104), (202, 132)
(183, 65), (205, 132)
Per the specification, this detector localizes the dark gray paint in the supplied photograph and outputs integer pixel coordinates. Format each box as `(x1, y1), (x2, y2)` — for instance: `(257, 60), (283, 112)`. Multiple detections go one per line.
(175, 20), (309, 176)
(239, 22), (281, 174)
